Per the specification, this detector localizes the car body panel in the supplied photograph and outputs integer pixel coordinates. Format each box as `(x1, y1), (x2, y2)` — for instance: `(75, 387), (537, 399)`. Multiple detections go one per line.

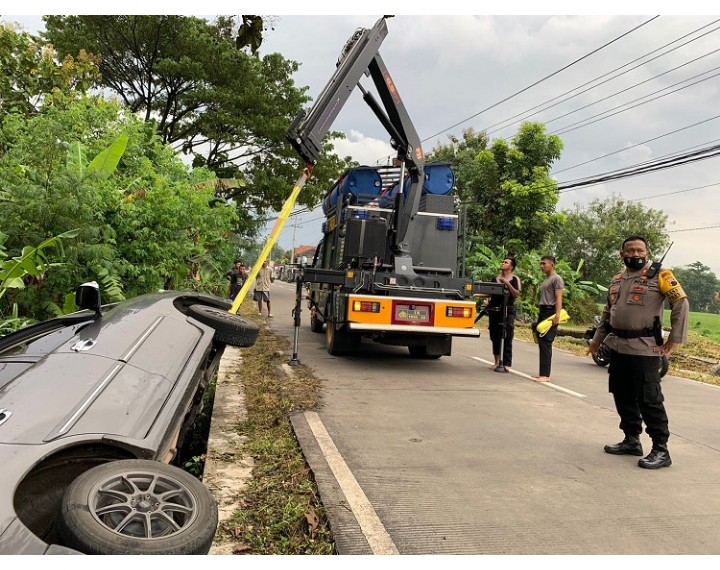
(0, 290), (238, 554)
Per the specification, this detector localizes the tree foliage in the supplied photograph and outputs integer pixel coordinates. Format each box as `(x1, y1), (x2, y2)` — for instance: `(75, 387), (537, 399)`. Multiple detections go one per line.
(672, 262), (720, 314)
(428, 123), (564, 255)
(0, 23), (99, 145)
(552, 195), (670, 287)
(42, 15), (354, 223)
(0, 91), (238, 320)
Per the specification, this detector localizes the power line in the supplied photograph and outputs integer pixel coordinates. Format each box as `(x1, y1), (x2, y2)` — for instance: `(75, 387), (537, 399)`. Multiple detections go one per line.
(482, 19), (720, 137)
(628, 181), (720, 202)
(556, 134), (720, 190)
(552, 114), (720, 176)
(669, 224), (720, 233)
(551, 66), (720, 137)
(420, 16), (660, 143)
(558, 141), (720, 192)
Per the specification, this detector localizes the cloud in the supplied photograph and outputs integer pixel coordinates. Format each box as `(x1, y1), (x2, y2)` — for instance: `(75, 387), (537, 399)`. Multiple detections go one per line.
(617, 143), (653, 165)
(329, 130), (395, 166)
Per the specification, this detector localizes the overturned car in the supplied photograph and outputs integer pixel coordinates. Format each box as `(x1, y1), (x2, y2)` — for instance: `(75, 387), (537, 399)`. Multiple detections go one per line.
(0, 283), (259, 555)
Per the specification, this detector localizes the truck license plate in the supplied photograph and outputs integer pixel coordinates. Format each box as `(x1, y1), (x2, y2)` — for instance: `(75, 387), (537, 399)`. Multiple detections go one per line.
(395, 304), (430, 323)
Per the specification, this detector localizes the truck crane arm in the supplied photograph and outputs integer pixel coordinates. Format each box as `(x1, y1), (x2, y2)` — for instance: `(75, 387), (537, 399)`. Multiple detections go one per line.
(286, 16), (425, 260)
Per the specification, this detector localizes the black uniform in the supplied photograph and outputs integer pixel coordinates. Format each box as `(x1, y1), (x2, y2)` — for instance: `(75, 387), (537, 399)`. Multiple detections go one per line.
(487, 275), (519, 367)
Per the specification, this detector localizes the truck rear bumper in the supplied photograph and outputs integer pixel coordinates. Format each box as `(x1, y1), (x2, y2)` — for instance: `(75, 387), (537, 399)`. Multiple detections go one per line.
(347, 323), (480, 336)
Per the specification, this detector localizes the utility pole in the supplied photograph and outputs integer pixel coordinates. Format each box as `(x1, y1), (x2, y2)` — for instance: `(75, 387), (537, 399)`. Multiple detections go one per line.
(291, 215), (298, 264)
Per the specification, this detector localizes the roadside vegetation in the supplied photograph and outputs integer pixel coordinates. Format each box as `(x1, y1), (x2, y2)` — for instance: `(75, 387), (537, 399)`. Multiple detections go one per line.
(212, 302), (335, 554)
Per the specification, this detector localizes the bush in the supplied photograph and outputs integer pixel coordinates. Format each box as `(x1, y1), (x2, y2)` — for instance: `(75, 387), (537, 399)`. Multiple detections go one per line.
(565, 294), (600, 324)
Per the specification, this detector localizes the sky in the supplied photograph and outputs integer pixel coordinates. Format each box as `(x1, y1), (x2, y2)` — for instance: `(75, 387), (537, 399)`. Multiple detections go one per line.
(2, 4), (719, 279)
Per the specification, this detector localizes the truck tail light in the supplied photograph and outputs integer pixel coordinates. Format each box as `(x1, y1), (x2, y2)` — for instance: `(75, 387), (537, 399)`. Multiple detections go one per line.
(353, 300), (380, 313)
(446, 306), (471, 318)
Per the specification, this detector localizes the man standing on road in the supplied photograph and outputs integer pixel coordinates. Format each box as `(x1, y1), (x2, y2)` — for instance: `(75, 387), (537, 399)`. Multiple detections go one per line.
(589, 235), (689, 469)
(254, 260), (273, 318)
(533, 255), (564, 383)
(484, 256), (521, 372)
(225, 259), (247, 301)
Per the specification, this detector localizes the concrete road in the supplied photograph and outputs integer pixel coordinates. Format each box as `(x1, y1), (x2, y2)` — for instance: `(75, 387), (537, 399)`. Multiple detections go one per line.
(265, 280), (720, 555)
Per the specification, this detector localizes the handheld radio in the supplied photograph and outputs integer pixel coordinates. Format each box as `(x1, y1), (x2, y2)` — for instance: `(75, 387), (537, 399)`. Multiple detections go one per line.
(645, 241), (674, 279)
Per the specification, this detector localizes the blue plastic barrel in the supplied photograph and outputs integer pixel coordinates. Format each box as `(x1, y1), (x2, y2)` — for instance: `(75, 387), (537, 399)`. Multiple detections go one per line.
(322, 167), (383, 214)
(381, 163), (455, 205)
(423, 163), (455, 195)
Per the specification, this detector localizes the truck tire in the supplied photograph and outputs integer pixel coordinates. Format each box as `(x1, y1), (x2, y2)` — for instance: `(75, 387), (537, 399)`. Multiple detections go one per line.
(326, 321), (356, 355)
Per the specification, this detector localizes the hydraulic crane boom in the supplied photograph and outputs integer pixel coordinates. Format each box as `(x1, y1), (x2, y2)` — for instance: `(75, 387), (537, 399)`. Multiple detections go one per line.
(286, 16), (425, 263)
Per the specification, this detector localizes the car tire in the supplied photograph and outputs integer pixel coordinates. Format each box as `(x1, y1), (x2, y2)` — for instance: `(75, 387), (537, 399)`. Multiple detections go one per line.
(187, 304), (259, 347)
(57, 459), (218, 555)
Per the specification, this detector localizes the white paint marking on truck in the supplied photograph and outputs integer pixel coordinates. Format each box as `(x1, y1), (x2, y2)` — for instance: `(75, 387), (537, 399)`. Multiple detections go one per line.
(303, 411), (399, 555)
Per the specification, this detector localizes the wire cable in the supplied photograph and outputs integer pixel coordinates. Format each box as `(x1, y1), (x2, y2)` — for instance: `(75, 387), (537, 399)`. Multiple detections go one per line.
(420, 16), (660, 143)
(483, 19), (720, 136)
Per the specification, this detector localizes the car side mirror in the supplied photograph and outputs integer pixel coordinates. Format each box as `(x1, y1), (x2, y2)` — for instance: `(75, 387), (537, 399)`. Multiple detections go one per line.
(76, 281), (102, 317)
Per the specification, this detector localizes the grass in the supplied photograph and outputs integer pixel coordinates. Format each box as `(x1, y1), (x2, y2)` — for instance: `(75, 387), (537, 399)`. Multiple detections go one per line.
(212, 301), (335, 555)
(679, 310), (720, 343)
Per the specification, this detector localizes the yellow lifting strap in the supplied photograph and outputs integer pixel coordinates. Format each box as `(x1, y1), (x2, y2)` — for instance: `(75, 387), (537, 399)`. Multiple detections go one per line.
(228, 167), (312, 314)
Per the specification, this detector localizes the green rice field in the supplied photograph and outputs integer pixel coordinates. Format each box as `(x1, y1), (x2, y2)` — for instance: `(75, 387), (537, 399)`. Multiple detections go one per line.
(672, 310), (720, 343)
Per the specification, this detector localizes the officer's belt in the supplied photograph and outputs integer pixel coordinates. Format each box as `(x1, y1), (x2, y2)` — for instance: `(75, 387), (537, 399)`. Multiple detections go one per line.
(607, 325), (654, 339)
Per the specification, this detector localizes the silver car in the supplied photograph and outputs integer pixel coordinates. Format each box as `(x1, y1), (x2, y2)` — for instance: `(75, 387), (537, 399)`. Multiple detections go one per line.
(0, 283), (258, 554)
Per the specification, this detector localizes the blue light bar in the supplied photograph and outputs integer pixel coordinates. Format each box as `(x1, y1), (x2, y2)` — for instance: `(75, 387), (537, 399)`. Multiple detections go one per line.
(437, 217), (455, 231)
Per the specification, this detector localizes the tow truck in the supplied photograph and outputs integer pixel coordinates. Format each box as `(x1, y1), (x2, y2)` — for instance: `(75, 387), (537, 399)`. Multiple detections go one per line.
(286, 16), (507, 358)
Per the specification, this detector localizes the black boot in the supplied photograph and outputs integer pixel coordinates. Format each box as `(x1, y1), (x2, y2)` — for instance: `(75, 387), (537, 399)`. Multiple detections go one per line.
(604, 434), (643, 456)
(638, 443), (672, 469)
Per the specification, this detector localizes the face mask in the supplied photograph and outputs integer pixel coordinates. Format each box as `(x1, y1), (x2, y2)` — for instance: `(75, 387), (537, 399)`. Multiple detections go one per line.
(623, 256), (646, 270)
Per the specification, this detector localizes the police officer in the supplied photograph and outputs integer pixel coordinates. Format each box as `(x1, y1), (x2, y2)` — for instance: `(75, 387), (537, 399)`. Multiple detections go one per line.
(589, 235), (689, 469)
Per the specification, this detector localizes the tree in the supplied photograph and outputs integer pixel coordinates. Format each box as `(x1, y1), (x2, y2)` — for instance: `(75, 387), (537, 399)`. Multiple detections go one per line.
(42, 15), (354, 221)
(672, 262), (720, 313)
(467, 244), (606, 323)
(0, 93), (239, 319)
(428, 123), (564, 255)
(552, 195), (670, 287)
(0, 23), (99, 144)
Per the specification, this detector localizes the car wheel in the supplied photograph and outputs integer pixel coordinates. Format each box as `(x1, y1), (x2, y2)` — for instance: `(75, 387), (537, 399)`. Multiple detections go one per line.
(57, 459), (218, 555)
(187, 304), (259, 347)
